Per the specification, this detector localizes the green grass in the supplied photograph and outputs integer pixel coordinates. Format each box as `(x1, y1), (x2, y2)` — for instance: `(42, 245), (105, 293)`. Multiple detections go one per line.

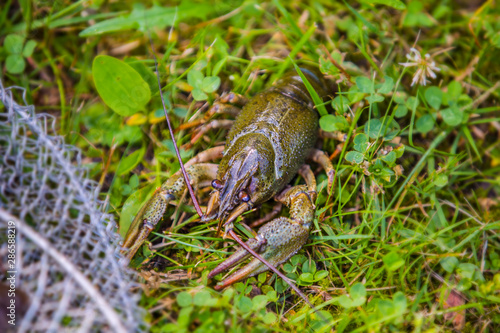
(2, 0), (500, 331)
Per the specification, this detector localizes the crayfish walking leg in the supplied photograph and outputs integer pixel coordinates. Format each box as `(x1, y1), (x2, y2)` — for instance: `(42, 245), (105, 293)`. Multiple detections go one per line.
(122, 163), (218, 260)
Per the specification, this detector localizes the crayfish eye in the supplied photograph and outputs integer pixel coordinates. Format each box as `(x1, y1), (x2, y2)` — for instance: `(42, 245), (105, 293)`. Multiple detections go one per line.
(211, 179), (223, 190)
(238, 190), (250, 202)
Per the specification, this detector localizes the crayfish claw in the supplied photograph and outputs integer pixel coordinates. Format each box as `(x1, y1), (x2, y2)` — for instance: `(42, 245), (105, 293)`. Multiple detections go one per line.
(208, 235), (266, 282)
(210, 185), (315, 289)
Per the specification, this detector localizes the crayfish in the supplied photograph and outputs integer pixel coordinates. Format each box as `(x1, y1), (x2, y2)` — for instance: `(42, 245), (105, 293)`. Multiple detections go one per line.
(122, 64), (335, 298)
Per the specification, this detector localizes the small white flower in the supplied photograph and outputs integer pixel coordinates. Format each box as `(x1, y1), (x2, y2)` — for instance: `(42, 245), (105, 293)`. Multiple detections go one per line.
(399, 48), (441, 86)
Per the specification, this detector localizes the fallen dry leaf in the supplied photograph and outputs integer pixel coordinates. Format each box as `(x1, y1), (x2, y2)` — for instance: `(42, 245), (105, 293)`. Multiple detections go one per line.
(442, 288), (466, 330)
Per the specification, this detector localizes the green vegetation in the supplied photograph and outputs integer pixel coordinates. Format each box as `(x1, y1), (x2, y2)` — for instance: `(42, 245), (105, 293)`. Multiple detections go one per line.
(2, 0), (500, 331)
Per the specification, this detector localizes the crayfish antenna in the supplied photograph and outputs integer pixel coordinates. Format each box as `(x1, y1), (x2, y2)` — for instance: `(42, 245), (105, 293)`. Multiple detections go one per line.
(148, 34), (203, 218)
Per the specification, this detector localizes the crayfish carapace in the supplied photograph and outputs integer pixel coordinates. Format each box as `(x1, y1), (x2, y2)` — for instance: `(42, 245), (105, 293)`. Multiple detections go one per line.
(122, 67), (335, 291)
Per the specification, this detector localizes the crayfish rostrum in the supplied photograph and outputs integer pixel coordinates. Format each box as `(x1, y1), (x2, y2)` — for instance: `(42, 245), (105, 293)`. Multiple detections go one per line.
(123, 67), (335, 290)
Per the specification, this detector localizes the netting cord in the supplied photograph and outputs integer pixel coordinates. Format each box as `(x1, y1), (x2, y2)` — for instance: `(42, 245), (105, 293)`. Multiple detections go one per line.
(0, 209), (127, 333)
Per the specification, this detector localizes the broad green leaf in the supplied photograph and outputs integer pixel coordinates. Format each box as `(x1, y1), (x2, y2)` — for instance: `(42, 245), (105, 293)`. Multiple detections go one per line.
(416, 114), (435, 133)
(93, 55), (151, 116)
(263, 312), (276, 324)
(366, 93), (385, 103)
(377, 76), (395, 94)
(237, 296), (253, 313)
(22, 40), (37, 57)
(364, 118), (401, 141)
(252, 295), (267, 311)
(381, 151), (397, 165)
(338, 283), (366, 308)
(283, 263), (294, 273)
(299, 273), (314, 283)
(441, 106), (463, 126)
(457, 263), (477, 280)
(177, 307), (193, 327)
(354, 142), (369, 153)
(331, 95), (350, 113)
(338, 295), (353, 308)
(319, 114), (349, 132)
(315, 270), (329, 280)
(381, 118), (401, 141)
(457, 94), (473, 111)
(440, 257), (459, 273)
(365, 118), (382, 139)
(129, 174), (139, 188)
(369, 160), (384, 175)
(379, 166), (395, 182)
(119, 182), (156, 238)
(291, 254), (306, 266)
(177, 292), (193, 307)
(201, 76), (221, 93)
(192, 88), (208, 101)
(4, 34), (24, 54)
(457, 278), (472, 291)
(393, 292), (407, 313)
(120, 184), (132, 196)
(356, 76), (375, 93)
(345, 151), (364, 164)
(434, 174), (448, 187)
(348, 85), (365, 103)
(383, 252), (404, 271)
(375, 299), (394, 316)
(406, 96), (419, 111)
(394, 92), (407, 104)
(350, 283), (367, 301)
(193, 290), (214, 306)
(394, 104), (408, 118)
(403, 1), (434, 27)
(116, 147), (145, 176)
(266, 290), (278, 302)
(183, 239), (203, 253)
(5, 55), (25, 74)
(446, 81), (463, 101)
(234, 283), (252, 294)
(213, 36), (229, 56)
(187, 69), (204, 88)
(302, 260), (317, 274)
(107, 125), (142, 147)
(310, 310), (334, 330)
(126, 58), (158, 93)
(394, 145), (405, 158)
(425, 86), (443, 110)
(354, 133), (369, 152)
(354, 133), (369, 144)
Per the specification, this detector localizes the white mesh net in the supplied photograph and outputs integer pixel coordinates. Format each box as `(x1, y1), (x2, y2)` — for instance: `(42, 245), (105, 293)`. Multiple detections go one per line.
(0, 80), (146, 332)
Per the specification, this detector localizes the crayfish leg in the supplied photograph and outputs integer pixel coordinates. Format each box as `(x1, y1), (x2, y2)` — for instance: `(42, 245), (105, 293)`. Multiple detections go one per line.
(121, 163), (218, 260)
(188, 92), (248, 146)
(307, 149), (335, 195)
